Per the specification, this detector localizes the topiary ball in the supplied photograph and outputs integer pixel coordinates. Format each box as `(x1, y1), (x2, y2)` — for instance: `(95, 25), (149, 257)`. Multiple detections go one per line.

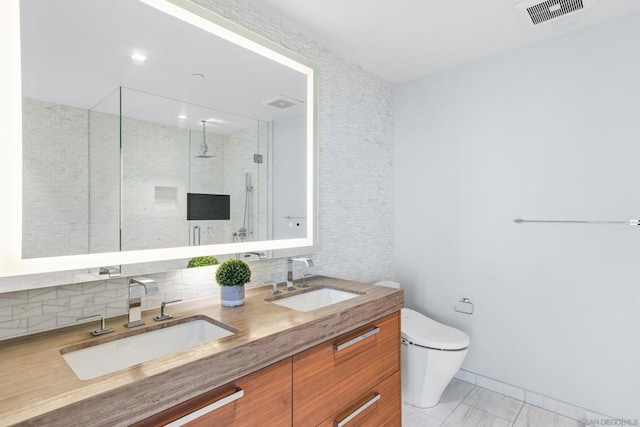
(187, 256), (219, 268)
(216, 259), (251, 286)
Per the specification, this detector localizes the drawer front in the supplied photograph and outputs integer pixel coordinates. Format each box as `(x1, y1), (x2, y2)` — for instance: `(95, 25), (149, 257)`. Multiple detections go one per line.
(135, 358), (292, 427)
(293, 312), (400, 425)
(318, 371), (401, 427)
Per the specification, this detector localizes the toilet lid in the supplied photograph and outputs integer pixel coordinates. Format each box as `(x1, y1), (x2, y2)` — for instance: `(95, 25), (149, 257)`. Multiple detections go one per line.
(401, 308), (470, 350)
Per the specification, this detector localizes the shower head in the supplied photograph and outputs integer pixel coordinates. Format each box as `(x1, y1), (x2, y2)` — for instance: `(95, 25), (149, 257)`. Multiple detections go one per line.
(195, 120), (214, 158)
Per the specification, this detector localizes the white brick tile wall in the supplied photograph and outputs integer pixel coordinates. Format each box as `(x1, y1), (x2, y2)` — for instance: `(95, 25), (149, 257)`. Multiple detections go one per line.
(22, 98), (89, 259)
(0, 0), (394, 340)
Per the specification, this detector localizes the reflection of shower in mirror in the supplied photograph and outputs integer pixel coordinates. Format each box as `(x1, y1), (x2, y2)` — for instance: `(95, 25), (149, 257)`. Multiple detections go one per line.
(194, 120), (214, 158)
(193, 225), (201, 246)
(234, 173), (253, 242)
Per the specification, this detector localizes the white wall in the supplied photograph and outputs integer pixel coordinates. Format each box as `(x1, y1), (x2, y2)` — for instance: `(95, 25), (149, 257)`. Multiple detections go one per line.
(394, 12), (640, 418)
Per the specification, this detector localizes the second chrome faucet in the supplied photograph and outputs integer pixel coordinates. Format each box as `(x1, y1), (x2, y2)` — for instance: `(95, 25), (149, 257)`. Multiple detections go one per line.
(125, 278), (159, 328)
(286, 257), (314, 291)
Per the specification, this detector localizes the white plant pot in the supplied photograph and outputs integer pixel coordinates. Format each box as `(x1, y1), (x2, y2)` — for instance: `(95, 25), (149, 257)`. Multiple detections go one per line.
(220, 285), (245, 307)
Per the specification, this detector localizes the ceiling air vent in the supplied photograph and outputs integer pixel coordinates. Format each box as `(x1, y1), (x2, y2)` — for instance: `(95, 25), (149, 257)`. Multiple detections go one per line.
(514, 0), (596, 27)
(262, 95), (304, 110)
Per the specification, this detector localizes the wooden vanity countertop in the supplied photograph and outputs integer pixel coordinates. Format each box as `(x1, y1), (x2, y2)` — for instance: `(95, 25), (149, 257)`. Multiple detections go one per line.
(0, 276), (403, 426)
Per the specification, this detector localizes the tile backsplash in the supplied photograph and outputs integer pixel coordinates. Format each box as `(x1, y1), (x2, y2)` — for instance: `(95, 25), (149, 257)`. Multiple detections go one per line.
(0, 259), (284, 341)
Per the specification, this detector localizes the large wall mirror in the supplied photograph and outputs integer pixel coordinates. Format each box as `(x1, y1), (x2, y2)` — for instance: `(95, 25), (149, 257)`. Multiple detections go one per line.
(0, 0), (317, 285)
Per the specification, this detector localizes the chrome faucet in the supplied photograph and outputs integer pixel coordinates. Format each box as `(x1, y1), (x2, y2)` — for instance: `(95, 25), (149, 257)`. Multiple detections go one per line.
(264, 281), (280, 295)
(98, 265), (121, 278)
(125, 278), (159, 328)
(154, 299), (182, 321)
(286, 257), (314, 290)
(76, 314), (113, 336)
(243, 252), (266, 260)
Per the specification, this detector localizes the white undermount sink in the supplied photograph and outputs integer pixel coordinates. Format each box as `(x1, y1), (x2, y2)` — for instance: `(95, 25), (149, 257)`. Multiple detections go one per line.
(269, 287), (361, 312)
(61, 316), (236, 380)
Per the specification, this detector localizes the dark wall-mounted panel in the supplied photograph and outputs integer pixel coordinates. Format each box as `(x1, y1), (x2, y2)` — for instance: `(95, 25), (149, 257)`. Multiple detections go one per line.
(187, 193), (230, 220)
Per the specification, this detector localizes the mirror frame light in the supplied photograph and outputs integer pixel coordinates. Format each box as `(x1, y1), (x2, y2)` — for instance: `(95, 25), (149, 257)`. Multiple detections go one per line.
(0, 0), (318, 278)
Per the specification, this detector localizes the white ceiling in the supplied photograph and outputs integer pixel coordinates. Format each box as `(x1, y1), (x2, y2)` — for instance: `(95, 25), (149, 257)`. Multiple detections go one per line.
(241, 0), (640, 83)
(20, 0), (307, 133)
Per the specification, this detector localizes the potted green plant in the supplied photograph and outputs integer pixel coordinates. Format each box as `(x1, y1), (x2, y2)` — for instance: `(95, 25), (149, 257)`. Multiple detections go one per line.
(215, 259), (251, 307)
(186, 256), (219, 268)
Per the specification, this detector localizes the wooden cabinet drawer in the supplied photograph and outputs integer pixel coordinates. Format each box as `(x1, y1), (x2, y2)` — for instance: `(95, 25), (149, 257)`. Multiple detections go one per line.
(318, 371), (401, 427)
(293, 312), (400, 425)
(134, 358), (292, 427)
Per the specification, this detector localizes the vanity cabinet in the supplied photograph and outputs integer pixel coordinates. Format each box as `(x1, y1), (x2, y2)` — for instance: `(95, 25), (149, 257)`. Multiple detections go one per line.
(134, 312), (400, 427)
(293, 312), (401, 426)
(134, 358), (292, 427)
(317, 371), (401, 427)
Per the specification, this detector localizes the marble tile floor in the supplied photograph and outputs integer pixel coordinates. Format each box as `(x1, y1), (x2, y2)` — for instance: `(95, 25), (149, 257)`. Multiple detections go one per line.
(402, 379), (585, 427)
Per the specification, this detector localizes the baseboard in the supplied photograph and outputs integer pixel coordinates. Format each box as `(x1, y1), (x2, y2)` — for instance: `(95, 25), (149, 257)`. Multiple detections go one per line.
(454, 369), (616, 423)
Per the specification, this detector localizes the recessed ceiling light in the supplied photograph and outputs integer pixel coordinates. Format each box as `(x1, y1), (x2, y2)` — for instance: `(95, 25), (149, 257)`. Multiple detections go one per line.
(178, 114), (187, 119)
(205, 118), (227, 124)
(192, 73), (205, 79)
(131, 52), (147, 62)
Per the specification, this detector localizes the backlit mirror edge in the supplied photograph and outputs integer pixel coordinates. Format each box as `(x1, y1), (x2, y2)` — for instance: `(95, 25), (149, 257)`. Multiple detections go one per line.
(0, 0), (318, 279)
(271, 68), (320, 260)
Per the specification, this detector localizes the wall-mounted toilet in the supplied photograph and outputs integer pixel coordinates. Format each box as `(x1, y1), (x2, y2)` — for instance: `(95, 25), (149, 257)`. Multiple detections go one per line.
(375, 281), (470, 408)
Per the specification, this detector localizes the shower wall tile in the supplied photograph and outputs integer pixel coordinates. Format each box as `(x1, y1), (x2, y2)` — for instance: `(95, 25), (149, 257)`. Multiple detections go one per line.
(21, 98), (89, 259)
(119, 116), (190, 252)
(88, 109), (120, 255)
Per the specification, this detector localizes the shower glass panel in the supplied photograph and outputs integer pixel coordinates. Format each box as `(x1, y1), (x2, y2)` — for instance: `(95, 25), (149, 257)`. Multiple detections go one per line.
(88, 88), (121, 255)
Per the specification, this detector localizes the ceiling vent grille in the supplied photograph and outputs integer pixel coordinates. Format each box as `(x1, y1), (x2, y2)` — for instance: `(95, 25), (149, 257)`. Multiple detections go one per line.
(514, 0), (596, 27)
(262, 95), (304, 110)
